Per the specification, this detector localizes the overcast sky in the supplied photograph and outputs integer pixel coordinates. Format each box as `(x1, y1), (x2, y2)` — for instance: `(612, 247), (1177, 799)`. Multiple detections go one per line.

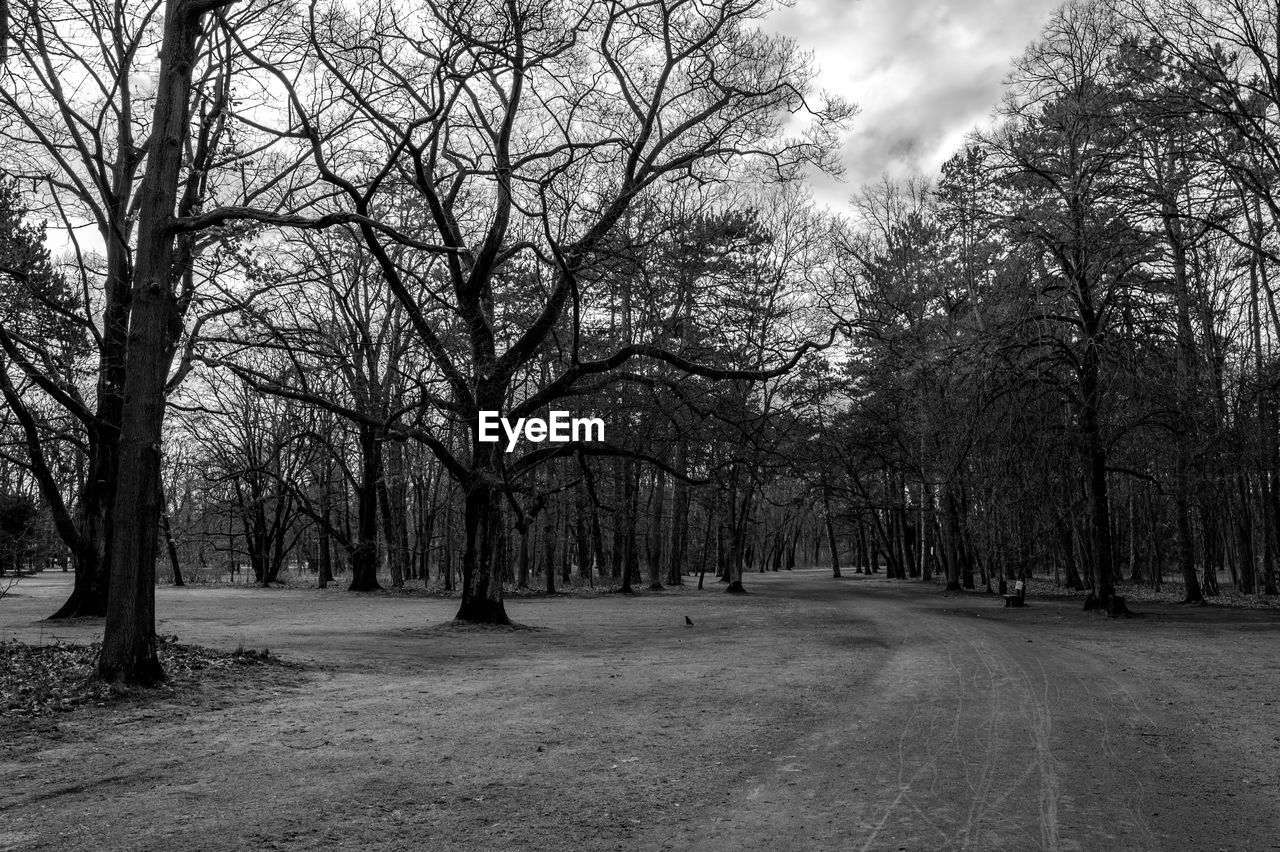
(765, 0), (1065, 208)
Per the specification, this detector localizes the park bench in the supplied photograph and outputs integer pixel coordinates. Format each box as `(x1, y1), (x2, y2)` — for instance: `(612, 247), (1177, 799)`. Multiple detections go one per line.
(1003, 578), (1026, 608)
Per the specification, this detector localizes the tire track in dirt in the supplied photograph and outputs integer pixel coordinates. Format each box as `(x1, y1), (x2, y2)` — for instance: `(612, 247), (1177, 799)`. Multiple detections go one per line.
(850, 610), (1072, 851)
(662, 581), (1183, 851)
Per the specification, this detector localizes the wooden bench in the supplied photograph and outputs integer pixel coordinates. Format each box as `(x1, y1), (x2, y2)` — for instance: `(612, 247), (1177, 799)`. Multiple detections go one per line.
(1003, 580), (1026, 608)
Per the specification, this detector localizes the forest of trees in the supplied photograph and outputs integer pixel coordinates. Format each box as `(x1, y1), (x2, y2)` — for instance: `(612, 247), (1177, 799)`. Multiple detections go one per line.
(3, 0), (1280, 683)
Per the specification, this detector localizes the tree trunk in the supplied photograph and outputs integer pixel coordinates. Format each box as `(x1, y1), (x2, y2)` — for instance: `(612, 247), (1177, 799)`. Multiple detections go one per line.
(99, 0), (227, 683)
(609, 459), (626, 582)
(0, 364), (109, 617)
(159, 486), (183, 587)
(1170, 213), (1203, 604)
(578, 453), (606, 585)
(1079, 332), (1124, 615)
(349, 425), (383, 591)
(821, 477), (840, 578)
(575, 484), (592, 586)
(666, 443), (688, 586)
(956, 484), (974, 589)
(1059, 516), (1083, 591)
(517, 515), (531, 590)
(45, 221), (133, 620)
(921, 512), (935, 582)
(455, 415), (508, 622)
(942, 482), (961, 591)
(648, 467), (665, 590)
(723, 478), (751, 593)
(378, 439), (409, 588)
(543, 493), (557, 595)
(317, 516), (333, 590)
(456, 475), (509, 623)
(618, 460), (638, 594)
(441, 499), (454, 592)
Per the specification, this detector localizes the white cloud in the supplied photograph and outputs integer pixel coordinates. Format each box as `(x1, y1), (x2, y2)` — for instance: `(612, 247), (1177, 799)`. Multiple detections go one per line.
(765, 0), (1064, 208)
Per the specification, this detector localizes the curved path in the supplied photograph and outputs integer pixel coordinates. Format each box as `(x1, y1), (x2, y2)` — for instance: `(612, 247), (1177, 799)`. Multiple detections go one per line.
(3, 570), (1278, 851)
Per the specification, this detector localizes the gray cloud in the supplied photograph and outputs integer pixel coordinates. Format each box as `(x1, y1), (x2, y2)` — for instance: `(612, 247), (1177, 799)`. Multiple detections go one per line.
(765, 0), (1063, 207)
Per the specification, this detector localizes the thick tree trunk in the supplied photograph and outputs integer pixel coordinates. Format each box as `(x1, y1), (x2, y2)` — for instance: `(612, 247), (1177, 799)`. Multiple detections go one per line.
(240, 496), (267, 584)
(98, 0), (229, 683)
(454, 404), (508, 621)
(1078, 331), (1127, 615)
(349, 426), (383, 591)
(456, 473), (509, 624)
(95, 284), (166, 678)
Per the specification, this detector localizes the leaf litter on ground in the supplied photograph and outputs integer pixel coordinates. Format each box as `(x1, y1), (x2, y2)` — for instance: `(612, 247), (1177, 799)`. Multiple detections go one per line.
(0, 635), (296, 719)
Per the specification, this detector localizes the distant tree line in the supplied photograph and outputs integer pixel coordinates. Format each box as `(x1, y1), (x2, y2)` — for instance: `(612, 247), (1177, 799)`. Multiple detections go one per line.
(819, 0), (1280, 610)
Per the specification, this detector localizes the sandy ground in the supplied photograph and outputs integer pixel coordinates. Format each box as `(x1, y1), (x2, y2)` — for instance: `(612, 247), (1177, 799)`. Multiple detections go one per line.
(1, 569), (1278, 851)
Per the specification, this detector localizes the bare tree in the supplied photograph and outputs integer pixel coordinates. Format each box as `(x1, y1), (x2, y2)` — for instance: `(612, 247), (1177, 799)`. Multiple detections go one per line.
(223, 0), (850, 622)
(0, 0), (168, 617)
(986, 1), (1148, 613)
(98, 0), (238, 683)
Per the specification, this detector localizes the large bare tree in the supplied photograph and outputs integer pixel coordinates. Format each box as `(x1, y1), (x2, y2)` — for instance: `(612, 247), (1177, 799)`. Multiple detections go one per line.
(216, 0), (851, 623)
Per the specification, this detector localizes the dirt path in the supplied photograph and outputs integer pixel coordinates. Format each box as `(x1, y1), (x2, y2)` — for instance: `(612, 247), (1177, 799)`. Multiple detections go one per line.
(663, 581), (1274, 851)
(3, 571), (1278, 850)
